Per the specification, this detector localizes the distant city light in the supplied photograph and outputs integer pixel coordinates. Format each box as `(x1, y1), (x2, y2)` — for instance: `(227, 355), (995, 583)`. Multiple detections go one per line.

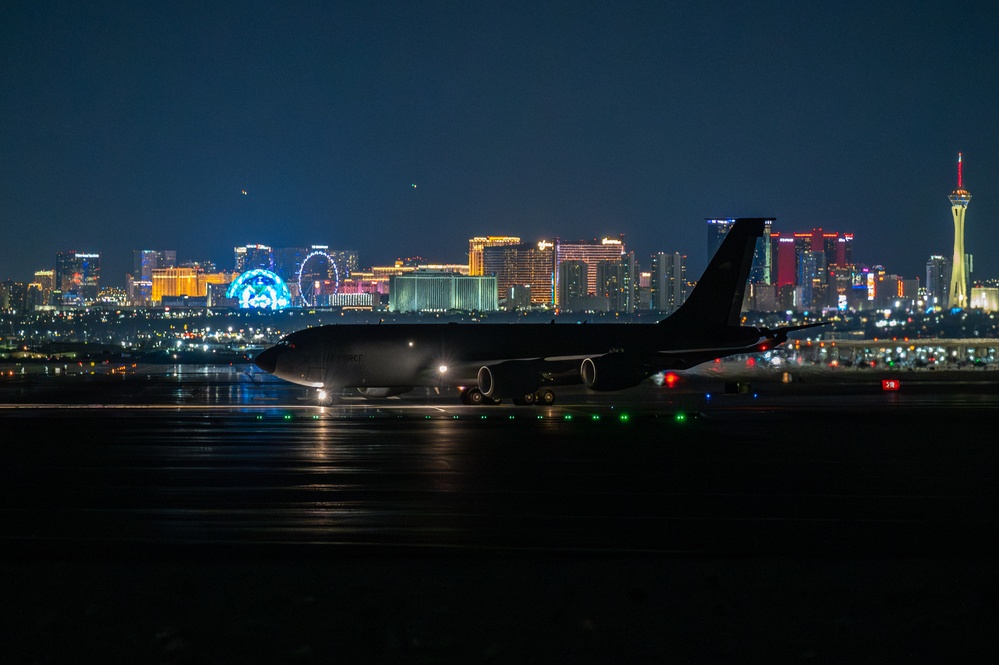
(225, 269), (292, 310)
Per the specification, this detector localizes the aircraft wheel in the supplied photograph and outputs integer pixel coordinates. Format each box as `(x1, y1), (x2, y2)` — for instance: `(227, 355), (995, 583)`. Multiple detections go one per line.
(461, 387), (486, 405)
(538, 388), (556, 406)
(513, 392), (537, 406)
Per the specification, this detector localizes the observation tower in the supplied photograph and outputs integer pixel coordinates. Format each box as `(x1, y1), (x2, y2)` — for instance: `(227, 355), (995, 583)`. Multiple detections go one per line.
(948, 153), (971, 309)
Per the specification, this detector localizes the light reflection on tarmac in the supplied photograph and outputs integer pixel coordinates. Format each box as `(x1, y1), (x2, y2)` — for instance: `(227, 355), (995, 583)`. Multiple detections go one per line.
(2, 368), (999, 558)
(5, 368), (999, 662)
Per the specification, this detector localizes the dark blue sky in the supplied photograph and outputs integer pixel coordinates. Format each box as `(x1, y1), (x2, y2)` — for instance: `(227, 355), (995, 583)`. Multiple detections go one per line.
(2, 1), (997, 287)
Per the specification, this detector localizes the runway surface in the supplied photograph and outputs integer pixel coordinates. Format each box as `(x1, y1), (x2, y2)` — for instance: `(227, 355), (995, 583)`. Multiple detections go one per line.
(3, 369), (999, 662)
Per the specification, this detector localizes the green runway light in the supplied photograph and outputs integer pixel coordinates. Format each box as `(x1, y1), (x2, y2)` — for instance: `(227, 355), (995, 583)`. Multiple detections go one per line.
(591, 415), (600, 421)
(619, 414), (630, 422)
(284, 414), (292, 420)
(509, 415), (515, 420)
(675, 412), (687, 423)
(480, 415), (487, 419)
(564, 414), (572, 420)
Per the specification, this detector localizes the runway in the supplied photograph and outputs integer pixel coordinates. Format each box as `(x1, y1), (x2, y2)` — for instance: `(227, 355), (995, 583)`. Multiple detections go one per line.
(3, 369), (999, 661)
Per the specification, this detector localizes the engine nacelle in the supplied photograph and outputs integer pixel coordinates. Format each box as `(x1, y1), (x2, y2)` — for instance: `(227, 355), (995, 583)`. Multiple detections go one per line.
(580, 355), (648, 391)
(477, 362), (542, 400)
(356, 386), (413, 398)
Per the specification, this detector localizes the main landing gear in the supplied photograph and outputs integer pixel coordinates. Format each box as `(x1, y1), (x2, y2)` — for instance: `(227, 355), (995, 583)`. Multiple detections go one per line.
(460, 387), (556, 406)
(459, 387), (494, 405)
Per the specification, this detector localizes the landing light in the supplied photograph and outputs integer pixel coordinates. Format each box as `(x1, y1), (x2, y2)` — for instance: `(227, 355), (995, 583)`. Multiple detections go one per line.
(438, 365), (448, 373)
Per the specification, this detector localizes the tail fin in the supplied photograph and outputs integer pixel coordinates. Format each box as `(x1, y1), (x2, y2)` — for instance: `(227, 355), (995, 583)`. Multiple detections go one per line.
(663, 218), (765, 328)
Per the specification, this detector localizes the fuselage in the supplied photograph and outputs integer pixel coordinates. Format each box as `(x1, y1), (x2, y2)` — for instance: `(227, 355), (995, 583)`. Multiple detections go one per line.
(255, 320), (765, 390)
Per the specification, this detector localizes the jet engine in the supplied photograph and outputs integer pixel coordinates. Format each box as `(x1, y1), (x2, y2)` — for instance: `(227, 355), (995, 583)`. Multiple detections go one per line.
(356, 387), (413, 398)
(477, 362), (542, 400)
(580, 355), (648, 391)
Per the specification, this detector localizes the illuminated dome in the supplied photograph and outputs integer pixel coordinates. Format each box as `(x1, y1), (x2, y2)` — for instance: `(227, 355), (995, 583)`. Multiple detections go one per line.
(226, 269), (292, 310)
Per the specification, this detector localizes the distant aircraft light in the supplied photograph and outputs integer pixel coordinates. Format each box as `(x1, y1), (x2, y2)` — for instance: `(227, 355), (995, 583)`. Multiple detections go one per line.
(438, 365), (448, 373)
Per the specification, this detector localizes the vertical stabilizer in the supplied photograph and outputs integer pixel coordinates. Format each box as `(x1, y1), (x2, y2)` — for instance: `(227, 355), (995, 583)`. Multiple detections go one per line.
(663, 218), (765, 328)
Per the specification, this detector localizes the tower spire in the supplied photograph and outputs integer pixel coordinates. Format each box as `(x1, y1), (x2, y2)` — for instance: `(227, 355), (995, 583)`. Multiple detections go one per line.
(948, 152), (971, 309)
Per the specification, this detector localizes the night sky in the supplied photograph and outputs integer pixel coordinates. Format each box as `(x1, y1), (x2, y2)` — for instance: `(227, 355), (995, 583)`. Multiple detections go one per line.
(2, 0), (997, 287)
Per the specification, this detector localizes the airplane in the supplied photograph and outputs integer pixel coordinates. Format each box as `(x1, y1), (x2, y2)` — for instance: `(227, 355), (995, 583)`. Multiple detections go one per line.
(253, 218), (824, 405)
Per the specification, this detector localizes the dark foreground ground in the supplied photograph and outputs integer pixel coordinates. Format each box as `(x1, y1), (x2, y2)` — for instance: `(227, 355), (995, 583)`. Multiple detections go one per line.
(2, 370), (999, 663)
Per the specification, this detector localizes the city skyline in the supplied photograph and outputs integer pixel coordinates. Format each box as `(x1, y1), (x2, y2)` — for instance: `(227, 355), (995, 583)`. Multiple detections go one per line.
(0, 209), (982, 294)
(2, 2), (997, 285)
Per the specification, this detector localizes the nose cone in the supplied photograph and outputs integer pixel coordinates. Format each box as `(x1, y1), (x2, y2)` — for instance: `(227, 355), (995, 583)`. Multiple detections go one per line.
(254, 346), (280, 374)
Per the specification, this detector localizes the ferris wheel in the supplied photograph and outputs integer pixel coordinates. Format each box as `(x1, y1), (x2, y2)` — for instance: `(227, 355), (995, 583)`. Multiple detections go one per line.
(297, 249), (340, 307)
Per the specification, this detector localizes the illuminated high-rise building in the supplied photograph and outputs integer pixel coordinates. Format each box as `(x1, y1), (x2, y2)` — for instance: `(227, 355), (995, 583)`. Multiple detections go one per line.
(769, 227), (852, 293)
(33, 269), (54, 305)
(553, 236), (625, 306)
(55, 252), (101, 303)
(234, 244), (273, 272)
(468, 236), (521, 276)
(131, 250), (176, 304)
(389, 272), (498, 312)
(595, 252), (637, 313)
(557, 260), (588, 310)
(707, 218), (773, 283)
(482, 241), (554, 305)
(151, 267), (206, 303)
(925, 255), (949, 307)
(649, 252), (687, 313)
(948, 153), (971, 308)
